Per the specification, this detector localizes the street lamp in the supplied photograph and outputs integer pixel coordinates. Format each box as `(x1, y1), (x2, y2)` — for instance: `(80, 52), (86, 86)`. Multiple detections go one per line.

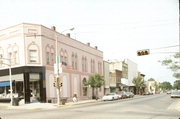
(55, 27), (74, 105)
(0, 57), (13, 105)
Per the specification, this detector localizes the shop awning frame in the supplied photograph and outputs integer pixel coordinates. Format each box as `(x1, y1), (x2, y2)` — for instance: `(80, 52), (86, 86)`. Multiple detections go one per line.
(0, 81), (10, 87)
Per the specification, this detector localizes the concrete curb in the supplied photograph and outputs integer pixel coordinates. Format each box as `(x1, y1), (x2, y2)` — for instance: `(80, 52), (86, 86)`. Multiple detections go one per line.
(0, 95), (150, 110)
(0, 100), (98, 110)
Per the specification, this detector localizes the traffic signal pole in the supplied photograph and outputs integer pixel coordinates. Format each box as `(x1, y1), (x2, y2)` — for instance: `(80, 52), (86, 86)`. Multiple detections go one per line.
(55, 34), (61, 105)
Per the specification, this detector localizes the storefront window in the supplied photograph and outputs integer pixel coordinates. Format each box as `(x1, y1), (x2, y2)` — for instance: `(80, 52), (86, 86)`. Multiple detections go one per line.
(0, 81), (23, 99)
(30, 73), (40, 102)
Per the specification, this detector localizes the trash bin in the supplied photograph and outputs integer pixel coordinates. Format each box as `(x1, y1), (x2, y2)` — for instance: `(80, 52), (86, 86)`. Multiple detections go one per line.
(60, 97), (67, 105)
(12, 98), (19, 106)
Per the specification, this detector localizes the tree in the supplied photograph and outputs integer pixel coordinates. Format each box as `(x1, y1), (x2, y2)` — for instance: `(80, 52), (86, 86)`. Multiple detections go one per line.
(159, 81), (172, 91)
(148, 78), (155, 81)
(147, 78), (159, 92)
(159, 53), (180, 79)
(173, 80), (180, 89)
(132, 77), (145, 95)
(86, 73), (104, 99)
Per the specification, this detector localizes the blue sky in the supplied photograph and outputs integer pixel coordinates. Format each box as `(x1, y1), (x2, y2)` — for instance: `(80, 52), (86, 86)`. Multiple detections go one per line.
(0, 0), (179, 84)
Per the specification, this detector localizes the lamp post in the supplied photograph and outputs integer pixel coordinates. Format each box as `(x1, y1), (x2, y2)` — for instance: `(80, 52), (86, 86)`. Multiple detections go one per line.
(0, 57), (13, 105)
(55, 27), (74, 105)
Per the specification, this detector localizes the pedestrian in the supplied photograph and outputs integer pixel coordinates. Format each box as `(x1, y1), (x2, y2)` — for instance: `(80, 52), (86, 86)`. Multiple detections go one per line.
(72, 93), (78, 102)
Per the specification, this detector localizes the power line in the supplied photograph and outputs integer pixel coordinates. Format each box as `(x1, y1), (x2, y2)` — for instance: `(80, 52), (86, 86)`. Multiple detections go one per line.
(151, 45), (180, 50)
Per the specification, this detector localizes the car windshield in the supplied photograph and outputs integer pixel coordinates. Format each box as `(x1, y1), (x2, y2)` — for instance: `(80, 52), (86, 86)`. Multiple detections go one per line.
(116, 92), (124, 94)
(172, 91), (180, 94)
(106, 93), (114, 96)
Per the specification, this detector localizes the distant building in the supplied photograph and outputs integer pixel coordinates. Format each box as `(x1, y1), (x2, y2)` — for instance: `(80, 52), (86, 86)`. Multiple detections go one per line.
(146, 80), (159, 94)
(124, 59), (138, 92)
(103, 61), (110, 94)
(109, 60), (128, 91)
(0, 23), (104, 103)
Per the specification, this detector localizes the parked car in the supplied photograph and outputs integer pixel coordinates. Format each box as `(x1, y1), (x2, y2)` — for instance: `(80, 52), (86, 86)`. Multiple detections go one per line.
(116, 91), (127, 99)
(171, 90), (180, 98)
(126, 92), (134, 98)
(166, 91), (171, 94)
(102, 93), (119, 101)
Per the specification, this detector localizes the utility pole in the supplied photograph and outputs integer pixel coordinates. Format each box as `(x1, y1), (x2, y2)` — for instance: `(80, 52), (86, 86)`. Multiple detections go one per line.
(55, 34), (61, 105)
(54, 27), (74, 105)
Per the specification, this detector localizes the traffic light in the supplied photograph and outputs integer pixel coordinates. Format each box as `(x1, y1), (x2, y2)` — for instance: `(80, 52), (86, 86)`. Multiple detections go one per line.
(53, 76), (60, 88)
(137, 49), (150, 56)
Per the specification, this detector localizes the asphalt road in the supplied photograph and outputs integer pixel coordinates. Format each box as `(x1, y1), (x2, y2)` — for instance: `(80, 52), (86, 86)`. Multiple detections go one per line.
(0, 94), (180, 119)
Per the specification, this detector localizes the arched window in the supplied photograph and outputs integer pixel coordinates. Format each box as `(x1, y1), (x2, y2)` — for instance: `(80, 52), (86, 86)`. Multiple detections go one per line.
(50, 46), (55, 65)
(64, 50), (68, 65)
(46, 45), (50, 65)
(28, 42), (39, 63)
(12, 44), (19, 65)
(60, 49), (64, 65)
(82, 78), (87, 96)
(82, 56), (85, 72)
(7, 45), (13, 64)
(98, 61), (102, 74)
(72, 53), (75, 69)
(0, 47), (3, 67)
(85, 57), (87, 72)
(93, 60), (95, 73)
(75, 54), (78, 70)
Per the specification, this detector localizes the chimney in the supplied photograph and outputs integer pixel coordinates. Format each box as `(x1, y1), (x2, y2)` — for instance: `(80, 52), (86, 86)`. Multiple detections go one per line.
(95, 46), (98, 49)
(87, 43), (90, 46)
(51, 26), (56, 31)
(66, 33), (70, 37)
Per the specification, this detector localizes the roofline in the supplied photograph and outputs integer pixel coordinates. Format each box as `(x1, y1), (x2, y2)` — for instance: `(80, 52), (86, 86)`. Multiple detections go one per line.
(0, 23), (103, 53)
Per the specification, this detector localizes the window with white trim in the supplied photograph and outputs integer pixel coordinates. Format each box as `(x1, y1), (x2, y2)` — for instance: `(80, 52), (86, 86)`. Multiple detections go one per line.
(29, 50), (38, 63)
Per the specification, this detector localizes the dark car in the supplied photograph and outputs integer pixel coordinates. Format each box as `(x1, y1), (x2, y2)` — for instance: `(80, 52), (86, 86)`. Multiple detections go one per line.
(116, 91), (127, 99)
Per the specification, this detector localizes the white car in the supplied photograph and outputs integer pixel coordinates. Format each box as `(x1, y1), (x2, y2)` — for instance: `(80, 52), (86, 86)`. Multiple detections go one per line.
(102, 93), (119, 101)
(171, 90), (180, 98)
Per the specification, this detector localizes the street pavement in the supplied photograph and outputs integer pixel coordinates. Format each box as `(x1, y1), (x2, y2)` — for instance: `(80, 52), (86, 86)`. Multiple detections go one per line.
(0, 94), (180, 119)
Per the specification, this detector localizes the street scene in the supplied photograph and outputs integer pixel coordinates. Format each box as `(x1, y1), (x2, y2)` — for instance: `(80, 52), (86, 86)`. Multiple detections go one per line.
(0, 94), (180, 119)
(0, 0), (179, 119)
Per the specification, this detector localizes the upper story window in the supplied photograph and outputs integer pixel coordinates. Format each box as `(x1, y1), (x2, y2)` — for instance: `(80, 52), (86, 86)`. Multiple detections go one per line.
(0, 47), (3, 67)
(51, 52), (54, 65)
(64, 50), (68, 65)
(46, 45), (50, 65)
(46, 52), (50, 64)
(60, 49), (68, 66)
(82, 56), (88, 72)
(50, 46), (55, 65)
(82, 56), (85, 72)
(98, 61), (102, 74)
(85, 57), (87, 72)
(91, 59), (95, 73)
(72, 52), (78, 70)
(75, 54), (78, 70)
(28, 42), (39, 63)
(0, 54), (3, 67)
(29, 50), (38, 63)
(12, 44), (19, 65)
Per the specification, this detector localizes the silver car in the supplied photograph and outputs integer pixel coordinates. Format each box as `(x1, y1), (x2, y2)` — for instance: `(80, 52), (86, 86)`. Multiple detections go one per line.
(171, 90), (180, 98)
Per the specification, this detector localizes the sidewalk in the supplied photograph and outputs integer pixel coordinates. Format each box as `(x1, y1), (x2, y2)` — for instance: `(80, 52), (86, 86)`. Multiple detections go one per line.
(0, 95), (146, 110)
(0, 99), (98, 110)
